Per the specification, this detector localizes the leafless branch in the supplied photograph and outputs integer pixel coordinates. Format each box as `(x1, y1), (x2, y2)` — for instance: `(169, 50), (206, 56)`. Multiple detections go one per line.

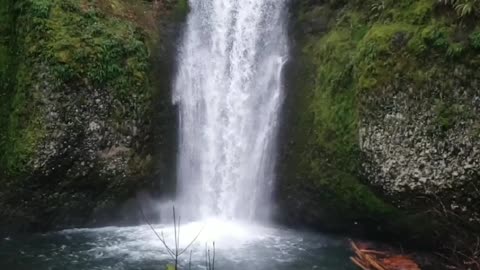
(139, 204), (204, 270)
(139, 205), (176, 259)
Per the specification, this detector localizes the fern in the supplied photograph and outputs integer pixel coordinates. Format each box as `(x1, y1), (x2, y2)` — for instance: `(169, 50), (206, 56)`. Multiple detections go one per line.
(439, 0), (480, 17)
(370, 1), (386, 13)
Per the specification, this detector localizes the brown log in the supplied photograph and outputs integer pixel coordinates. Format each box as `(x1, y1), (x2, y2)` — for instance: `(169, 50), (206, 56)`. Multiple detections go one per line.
(365, 254), (387, 270)
(351, 257), (371, 270)
(381, 256), (420, 270)
(350, 240), (421, 270)
(361, 249), (388, 255)
(351, 240), (369, 261)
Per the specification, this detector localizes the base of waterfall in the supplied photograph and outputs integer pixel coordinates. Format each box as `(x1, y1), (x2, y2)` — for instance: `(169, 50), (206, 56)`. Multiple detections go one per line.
(0, 220), (356, 269)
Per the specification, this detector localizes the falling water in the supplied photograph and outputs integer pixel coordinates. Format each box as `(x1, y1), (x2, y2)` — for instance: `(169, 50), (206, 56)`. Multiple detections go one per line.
(173, 0), (289, 221)
(0, 2), (360, 269)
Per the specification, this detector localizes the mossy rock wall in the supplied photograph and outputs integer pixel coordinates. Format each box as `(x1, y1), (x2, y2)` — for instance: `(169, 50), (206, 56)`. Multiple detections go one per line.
(0, 0), (16, 155)
(279, 0), (480, 247)
(0, 0), (184, 232)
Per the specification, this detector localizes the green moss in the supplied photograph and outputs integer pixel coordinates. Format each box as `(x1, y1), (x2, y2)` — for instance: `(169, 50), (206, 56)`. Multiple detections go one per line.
(0, 0), (12, 84)
(0, 46), (9, 76)
(434, 100), (474, 132)
(355, 23), (414, 92)
(378, 0), (435, 24)
(420, 24), (449, 48)
(0, 0), (156, 175)
(43, 2), (150, 92)
(309, 29), (358, 155)
(28, 0), (53, 18)
(284, 0), (480, 240)
(282, 7), (397, 225)
(172, 0), (189, 21)
(469, 29), (480, 49)
(409, 0), (435, 23)
(310, 164), (396, 218)
(0, 0), (16, 175)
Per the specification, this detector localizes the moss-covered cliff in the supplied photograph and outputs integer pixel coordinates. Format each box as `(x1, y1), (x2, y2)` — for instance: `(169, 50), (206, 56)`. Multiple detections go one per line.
(0, 0), (16, 159)
(0, 0), (186, 232)
(280, 0), (480, 249)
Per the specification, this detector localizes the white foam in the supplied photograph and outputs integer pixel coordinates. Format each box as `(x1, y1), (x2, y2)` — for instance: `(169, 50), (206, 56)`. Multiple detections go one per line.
(60, 220), (311, 262)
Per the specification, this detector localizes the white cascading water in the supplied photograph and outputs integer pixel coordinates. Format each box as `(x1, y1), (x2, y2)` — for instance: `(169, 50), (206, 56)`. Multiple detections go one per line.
(2, 4), (351, 269)
(0, 2), (353, 269)
(173, 0), (289, 221)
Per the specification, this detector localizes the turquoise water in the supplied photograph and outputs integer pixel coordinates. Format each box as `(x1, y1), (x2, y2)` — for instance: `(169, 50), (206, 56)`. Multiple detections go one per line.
(0, 220), (356, 270)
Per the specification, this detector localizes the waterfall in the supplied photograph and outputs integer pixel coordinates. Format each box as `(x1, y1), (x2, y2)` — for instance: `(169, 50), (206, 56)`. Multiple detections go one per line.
(172, 0), (289, 221)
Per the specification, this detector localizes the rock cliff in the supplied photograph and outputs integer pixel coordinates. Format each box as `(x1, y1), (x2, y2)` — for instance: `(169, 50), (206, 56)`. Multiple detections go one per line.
(279, 0), (480, 249)
(0, 0), (187, 232)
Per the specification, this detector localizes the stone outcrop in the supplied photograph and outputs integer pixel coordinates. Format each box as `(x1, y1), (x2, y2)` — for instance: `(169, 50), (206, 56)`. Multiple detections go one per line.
(360, 78), (480, 226)
(279, 0), (480, 249)
(0, 0), (186, 232)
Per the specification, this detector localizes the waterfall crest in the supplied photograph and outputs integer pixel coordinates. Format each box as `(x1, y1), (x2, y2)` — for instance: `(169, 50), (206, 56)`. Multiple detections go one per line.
(173, 0), (289, 221)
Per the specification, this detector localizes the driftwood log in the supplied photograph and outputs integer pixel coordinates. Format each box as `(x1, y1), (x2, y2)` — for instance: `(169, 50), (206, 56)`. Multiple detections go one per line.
(350, 240), (421, 270)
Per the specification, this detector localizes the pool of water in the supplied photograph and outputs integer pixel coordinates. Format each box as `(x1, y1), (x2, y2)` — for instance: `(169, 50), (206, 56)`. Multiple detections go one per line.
(0, 219), (356, 270)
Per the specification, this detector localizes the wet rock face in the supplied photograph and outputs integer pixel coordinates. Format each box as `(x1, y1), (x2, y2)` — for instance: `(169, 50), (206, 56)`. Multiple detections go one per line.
(360, 73), (480, 226)
(2, 64), (154, 232)
(280, 0), (480, 250)
(0, 0), (183, 232)
(31, 68), (149, 183)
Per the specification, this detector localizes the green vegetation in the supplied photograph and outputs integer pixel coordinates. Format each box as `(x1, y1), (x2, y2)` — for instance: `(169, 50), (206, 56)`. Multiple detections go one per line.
(470, 28), (480, 49)
(0, 0), (159, 175)
(434, 100), (474, 132)
(172, 0), (190, 21)
(282, 0), (480, 238)
(0, 0), (16, 175)
(282, 8), (395, 229)
(440, 0), (480, 17)
(0, 0), (184, 232)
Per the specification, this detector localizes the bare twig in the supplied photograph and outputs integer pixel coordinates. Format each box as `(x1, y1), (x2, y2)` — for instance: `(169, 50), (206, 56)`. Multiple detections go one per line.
(178, 225), (205, 257)
(204, 242), (216, 270)
(212, 242), (216, 270)
(139, 204), (204, 270)
(188, 250), (192, 270)
(205, 243), (208, 270)
(173, 206), (178, 270)
(139, 205), (175, 259)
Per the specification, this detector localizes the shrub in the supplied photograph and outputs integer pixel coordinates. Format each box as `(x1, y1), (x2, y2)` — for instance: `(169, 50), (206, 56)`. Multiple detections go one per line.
(470, 31), (480, 49)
